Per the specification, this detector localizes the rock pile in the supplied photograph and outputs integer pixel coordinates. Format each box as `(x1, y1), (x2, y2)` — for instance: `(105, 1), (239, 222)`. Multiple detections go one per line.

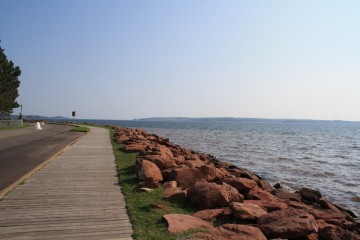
(114, 127), (360, 240)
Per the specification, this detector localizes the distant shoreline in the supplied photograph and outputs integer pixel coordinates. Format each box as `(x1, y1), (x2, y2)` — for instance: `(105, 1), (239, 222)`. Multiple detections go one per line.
(22, 117), (360, 125)
(128, 117), (360, 125)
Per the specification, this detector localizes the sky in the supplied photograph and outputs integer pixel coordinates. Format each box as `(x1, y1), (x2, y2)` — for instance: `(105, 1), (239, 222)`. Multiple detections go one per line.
(0, 0), (359, 120)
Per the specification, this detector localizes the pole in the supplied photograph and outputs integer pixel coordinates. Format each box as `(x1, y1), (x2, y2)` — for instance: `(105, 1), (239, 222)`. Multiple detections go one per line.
(72, 111), (76, 126)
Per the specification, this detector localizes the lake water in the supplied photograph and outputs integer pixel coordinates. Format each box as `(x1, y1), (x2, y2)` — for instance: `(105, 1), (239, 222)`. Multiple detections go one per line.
(78, 119), (360, 216)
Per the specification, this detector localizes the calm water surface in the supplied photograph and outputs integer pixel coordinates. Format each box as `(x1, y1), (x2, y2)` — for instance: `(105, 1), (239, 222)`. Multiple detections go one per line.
(80, 119), (360, 216)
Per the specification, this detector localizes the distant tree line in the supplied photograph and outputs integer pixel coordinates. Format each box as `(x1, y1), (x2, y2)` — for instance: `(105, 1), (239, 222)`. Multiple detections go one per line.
(0, 42), (21, 119)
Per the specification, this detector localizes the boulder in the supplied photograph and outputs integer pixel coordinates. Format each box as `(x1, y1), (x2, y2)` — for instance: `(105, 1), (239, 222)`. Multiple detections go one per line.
(244, 200), (288, 212)
(163, 181), (177, 189)
(289, 200), (349, 227)
(317, 220), (360, 240)
(299, 188), (322, 202)
(184, 158), (206, 168)
(217, 224), (267, 240)
(215, 167), (229, 181)
(169, 166), (200, 189)
(115, 135), (130, 143)
(230, 168), (260, 182)
(192, 208), (232, 221)
(257, 207), (319, 239)
(139, 155), (177, 170)
(169, 165), (217, 189)
(135, 160), (163, 186)
(259, 179), (273, 192)
(199, 164), (217, 182)
(311, 208), (350, 227)
(187, 182), (243, 210)
(163, 214), (213, 233)
(153, 144), (174, 158)
(245, 187), (281, 202)
(220, 183), (244, 203)
(230, 202), (267, 221)
(124, 142), (149, 153)
(318, 198), (346, 215)
(163, 187), (187, 204)
(223, 178), (258, 192)
(273, 189), (302, 202)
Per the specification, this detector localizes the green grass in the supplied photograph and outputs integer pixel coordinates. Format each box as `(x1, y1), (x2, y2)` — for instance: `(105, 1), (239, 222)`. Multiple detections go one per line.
(71, 126), (90, 132)
(109, 129), (199, 240)
(0, 124), (28, 131)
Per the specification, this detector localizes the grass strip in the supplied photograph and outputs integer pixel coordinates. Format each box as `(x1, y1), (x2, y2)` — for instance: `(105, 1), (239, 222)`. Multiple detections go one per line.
(0, 124), (28, 131)
(71, 126), (90, 132)
(109, 129), (199, 240)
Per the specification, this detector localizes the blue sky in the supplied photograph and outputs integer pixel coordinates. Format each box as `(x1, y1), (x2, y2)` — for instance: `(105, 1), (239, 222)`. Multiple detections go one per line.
(1, 0), (359, 120)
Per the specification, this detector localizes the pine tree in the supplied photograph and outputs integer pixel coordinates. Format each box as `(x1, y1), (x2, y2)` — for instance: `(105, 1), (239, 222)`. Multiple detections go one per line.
(0, 43), (21, 119)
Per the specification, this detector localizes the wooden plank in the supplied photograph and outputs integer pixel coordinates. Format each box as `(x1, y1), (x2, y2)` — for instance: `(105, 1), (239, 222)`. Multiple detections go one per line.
(0, 127), (133, 239)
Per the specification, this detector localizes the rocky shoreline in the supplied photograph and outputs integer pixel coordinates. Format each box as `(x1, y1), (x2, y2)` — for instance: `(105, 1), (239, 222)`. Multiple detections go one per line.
(114, 127), (360, 240)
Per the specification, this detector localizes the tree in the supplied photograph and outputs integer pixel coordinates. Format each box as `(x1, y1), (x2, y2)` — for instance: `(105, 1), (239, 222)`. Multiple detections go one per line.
(0, 43), (21, 119)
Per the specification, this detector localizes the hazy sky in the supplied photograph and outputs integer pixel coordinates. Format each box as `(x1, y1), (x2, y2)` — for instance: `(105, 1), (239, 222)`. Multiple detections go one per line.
(1, 0), (359, 120)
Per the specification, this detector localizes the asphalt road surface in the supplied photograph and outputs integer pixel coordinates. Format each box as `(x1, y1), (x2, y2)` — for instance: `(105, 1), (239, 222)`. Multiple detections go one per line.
(0, 123), (85, 192)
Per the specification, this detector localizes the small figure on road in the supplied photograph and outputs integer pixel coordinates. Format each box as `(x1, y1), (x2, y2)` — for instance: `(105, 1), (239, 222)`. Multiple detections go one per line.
(35, 122), (42, 130)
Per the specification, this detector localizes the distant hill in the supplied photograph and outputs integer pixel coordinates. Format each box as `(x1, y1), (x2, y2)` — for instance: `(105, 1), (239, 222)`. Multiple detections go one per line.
(135, 117), (360, 124)
(15, 115), (70, 120)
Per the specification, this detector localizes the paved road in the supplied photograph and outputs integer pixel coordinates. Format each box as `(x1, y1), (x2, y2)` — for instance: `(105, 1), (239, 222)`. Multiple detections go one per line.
(0, 123), (84, 192)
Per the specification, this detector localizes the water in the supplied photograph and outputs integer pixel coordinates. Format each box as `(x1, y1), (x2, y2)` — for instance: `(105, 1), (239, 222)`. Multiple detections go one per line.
(79, 119), (360, 216)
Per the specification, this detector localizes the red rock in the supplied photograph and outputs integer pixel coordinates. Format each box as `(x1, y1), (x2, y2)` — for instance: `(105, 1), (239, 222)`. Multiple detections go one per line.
(192, 208), (232, 221)
(223, 178), (258, 192)
(115, 135), (130, 143)
(199, 164), (217, 182)
(217, 224), (267, 240)
(317, 220), (360, 240)
(214, 167), (229, 181)
(124, 142), (149, 152)
(172, 155), (186, 164)
(139, 155), (177, 170)
(163, 187), (187, 204)
(187, 182), (243, 210)
(292, 233), (319, 240)
(154, 144), (174, 158)
(184, 158), (205, 168)
(257, 207), (319, 239)
(163, 214), (213, 233)
(231, 168), (260, 182)
(273, 189), (302, 202)
(230, 202), (267, 221)
(244, 200), (288, 212)
(289, 200), (312, 210)
(163, 181), (177, 189)
(169, 166), (200, 189)
(246, 186), (281, 202)
(259, 179), (273, 192)
(311, 208), (350, 227)
(135, 160), (163, 186)
(169, 165), (217, 190)
(220, 183), (244, 203)
(289, 200), (349, 227)
(318, 198), (345, 215)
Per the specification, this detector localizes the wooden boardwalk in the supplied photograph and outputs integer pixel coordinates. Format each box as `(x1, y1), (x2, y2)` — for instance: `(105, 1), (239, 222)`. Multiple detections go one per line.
(0, 127), (133, 239)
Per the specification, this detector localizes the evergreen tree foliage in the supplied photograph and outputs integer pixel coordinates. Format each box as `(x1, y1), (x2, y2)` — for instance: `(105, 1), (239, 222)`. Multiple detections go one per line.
(0, 44), (21, 119)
